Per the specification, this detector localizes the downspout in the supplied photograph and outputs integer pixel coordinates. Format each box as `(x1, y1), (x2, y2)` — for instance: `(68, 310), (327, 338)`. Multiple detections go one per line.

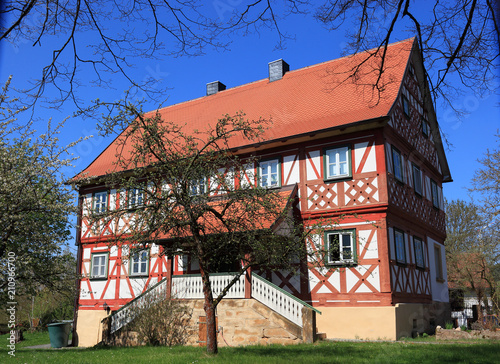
(71, 192), (83, 347)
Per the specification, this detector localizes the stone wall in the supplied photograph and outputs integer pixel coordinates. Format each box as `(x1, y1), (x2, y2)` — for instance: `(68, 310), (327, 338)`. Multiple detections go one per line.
(183, 298), (304, 346)
(104, 298), (309, 347)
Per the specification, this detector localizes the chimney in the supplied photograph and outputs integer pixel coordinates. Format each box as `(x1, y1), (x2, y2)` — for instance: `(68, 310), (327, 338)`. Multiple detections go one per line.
(206, 81), (226, 96)
(268, 59), (289, 82)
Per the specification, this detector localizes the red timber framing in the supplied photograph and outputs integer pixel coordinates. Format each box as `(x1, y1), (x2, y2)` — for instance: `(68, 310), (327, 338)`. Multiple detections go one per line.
(73, 39), (452, 345)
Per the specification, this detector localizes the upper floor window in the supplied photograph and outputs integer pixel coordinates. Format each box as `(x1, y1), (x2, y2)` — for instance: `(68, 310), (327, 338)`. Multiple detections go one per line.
(190, 177), (207, 196)
(413, 237), (425, 269)
(91, 253), (108, 279)
(412, 164), (423, 196)
(128, 187), (144, 208)
(402, 95), (410, 117)
(325, 229), (356, 265)
(392, 147), (403, 182)
(394, 228), (406, 264)
(431, 179), (440, 209)
(259, 159), (280, 188)
(421, 117), (429, 137)
(324, 146), (351, 180)
(94, 191), (108, 214)
(130, 250), (149, 276)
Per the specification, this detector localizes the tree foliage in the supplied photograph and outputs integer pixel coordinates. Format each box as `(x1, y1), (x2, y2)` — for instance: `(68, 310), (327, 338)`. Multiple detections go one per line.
(472, 135), (500, 218)
(445, 199), (500, 318)
(78, 107), (305, 353)
(0, 78), (81, 301)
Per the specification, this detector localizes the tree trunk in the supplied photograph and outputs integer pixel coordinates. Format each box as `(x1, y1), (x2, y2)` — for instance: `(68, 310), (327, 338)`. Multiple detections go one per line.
(200, 265), (218, 354)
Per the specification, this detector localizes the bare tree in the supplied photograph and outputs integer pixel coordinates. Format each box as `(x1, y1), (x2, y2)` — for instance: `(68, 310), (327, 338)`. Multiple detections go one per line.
(2, 1), (497, 117)
(314, 0), (499, 112)
(76, 106), (306, 354)
(0, 0), (307, 112)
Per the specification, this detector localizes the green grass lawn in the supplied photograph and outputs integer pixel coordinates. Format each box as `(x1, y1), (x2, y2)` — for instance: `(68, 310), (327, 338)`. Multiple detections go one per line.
(1, 331), (498, 364)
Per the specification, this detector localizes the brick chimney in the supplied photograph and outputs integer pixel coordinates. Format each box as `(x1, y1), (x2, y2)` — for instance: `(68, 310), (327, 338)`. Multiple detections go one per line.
(268, 59), (289, 82)
(206, 81), (226, 96)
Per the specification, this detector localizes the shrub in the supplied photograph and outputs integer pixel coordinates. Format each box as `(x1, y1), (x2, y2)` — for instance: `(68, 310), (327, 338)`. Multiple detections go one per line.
(129, 298), (192, 346)
(445, 321), (454, 330)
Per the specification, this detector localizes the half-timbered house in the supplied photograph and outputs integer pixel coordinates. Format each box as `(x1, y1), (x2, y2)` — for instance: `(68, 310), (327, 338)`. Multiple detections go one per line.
(73, 38), (452, 346)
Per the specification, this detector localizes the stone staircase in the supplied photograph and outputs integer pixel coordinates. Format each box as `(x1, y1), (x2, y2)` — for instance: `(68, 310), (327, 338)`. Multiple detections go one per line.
(102, 272), (321, 346)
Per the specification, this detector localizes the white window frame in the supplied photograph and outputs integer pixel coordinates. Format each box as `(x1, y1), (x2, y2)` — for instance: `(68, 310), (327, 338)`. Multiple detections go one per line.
(128, 187), (144, 208)
(325, 229), (356, 265)
(394, 228), (406, 264)
(129, 250), (149, 276)
(431, 179), (440, 209)
(324, 146), (351, 180)
(190, 177), (207, 196)
(392, 147), (403, 182)
(258, 158), (280, 188)
(413, 236), (425, 269)
(93, 191), (108, 213)
(91, 253), (108, 279)
(412, 164), (423, 196)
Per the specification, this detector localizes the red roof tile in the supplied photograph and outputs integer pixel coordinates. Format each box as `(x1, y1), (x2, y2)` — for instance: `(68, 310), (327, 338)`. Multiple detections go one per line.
(77, 39), (414, 179)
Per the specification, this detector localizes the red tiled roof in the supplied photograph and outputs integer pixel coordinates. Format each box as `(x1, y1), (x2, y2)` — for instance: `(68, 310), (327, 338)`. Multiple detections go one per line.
(77, 39), (414, 179)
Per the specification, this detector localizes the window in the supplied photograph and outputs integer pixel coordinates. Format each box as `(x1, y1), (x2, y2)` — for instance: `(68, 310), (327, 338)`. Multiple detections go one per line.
(413, 237), (425, 269)
(402, 95), (410, 117)
(412, 164), (423, 196)
(91, 253), (108, 279)
(392, 147), (403, 182)
(130, 250), (149, 276)
(190, 177), (207, 196)
(324, 146), (351, 180)
(421, 117), (429, 137)
(394, 228), (406, 264)
(259, 159), (280, 188)
(94, 191), (108, 213)
(434, 245), (444, 281)
(128, 187), (144, 208)
(325, 230), (356, 265)
(431, 179), (440, 209)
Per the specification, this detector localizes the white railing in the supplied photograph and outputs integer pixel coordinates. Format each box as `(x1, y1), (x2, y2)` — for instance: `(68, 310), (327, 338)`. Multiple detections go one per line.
(251, 273), (315, 328)
(110, 277), (168, 333)
(171, 273), (246, 299)
(109, 272), (318, 335)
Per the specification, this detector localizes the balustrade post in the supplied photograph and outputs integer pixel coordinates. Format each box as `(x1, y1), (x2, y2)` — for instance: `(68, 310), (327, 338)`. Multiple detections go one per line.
(166, 255), (173, 299)
(245, 266), (252, 299)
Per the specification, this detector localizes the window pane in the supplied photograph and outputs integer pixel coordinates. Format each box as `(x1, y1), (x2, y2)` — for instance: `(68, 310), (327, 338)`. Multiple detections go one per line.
(326, 147), (349, 179)
(393, 149), (402, 181)
(328, 234), (340, 262)
(395, 230), (405, 263)
(342, 234), (352, 260)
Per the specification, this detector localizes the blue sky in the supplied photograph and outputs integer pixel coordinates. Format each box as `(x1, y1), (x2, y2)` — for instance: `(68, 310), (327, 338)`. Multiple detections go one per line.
(1, 3), (498, 208)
